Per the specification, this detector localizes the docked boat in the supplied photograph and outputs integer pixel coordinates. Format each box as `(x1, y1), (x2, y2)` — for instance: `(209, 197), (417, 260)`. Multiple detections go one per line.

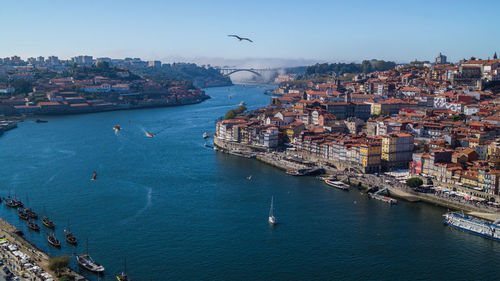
(268, 196), (277, 225)
(47, 233), (61, 248)
(77, 239), (105, 273)
(42, 216), (55, 229)
(239, 101), (246, 106)
(28, 220), (40, 232)
(368, 193), (398, 205)
(5, 198), (18, 208)
(443, 211), (500, 241)
(18, 209), (29, 220)
(203, 132), (210, 139)
(35, 119), (48, 123)
(65, 221), (78, 246)
(77, 254), (105, 273)
(115, 258), (132, 281)
(25, 208), (38, 219)
(324, 179), (350, 190)
(286, 169), (303, 176)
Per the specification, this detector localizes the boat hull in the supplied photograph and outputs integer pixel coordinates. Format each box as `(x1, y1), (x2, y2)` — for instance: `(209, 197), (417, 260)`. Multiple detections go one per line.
(77, 255), (105, 273)
(443, 212), (500, 241)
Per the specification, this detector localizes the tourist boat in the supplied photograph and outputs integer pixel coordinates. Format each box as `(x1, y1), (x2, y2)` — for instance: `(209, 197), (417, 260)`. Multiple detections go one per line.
(65, 230), (78, 246)
(203, 132), (210, 139)
(268, 196), (277, 225)
(324, 179), (350, 190)
(5, 198), (18, 208)
(77, 239), (105, 273)
(91, 171), (98, 181)
(77, 254), (105, 273)
(28, 220), (40, 231)
(443, 211), (500, 241)
(25, 208), (38, 219)
(18, 209), (29, 220)
(47, 233), (61, 248)
(76, 254), (104, 273)
(65, 221), (78, 245)
(42, 216), (55, 229)
(35, 119), (48, 123)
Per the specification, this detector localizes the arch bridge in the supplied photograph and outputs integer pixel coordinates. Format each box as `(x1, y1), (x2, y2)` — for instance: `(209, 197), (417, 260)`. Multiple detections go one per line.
(219, 68), (274, 77)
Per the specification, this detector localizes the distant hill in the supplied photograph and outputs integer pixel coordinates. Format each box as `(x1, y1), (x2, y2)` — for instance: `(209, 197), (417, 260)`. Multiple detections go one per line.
(131, 63), (232, 88)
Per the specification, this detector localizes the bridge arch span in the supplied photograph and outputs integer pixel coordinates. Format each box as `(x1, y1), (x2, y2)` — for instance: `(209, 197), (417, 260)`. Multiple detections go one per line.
(222, 69), (262, 77)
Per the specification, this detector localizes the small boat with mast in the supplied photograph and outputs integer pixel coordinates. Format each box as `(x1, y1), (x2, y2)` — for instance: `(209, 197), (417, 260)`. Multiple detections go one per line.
(24, 196), (38, 219)
(42, 216), (55, 229)
(47, 233), (61, 248)
(28, 219), (40, 232)
(5, 197), (18, 208)
(65, 221), (77, 246)
(268, 196), (277, 225)
(115, 258), (133, 281)
(25, 208), (38, 219)
(18, 208), (29, 220)
(77, 239), (105, 273)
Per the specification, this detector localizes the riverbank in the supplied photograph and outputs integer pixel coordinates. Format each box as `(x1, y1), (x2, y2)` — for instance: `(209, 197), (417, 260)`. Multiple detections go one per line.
(0, 218), (87, 281)
(213, 137), (500, 221)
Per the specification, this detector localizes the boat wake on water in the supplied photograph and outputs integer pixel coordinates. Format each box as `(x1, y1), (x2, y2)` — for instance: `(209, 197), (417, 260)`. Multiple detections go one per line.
(119, 186), (153, 224)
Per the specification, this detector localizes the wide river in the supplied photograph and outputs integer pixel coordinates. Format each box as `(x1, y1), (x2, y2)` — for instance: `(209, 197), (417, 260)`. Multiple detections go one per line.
(1, 85), (499, 280)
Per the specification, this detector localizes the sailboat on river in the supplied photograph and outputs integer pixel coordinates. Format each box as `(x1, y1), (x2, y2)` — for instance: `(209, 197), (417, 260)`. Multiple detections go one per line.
(268, 196), (277, 225)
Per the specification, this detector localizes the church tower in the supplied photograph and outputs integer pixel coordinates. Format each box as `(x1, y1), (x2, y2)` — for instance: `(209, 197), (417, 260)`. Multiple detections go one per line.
(494, 52), (498, 60)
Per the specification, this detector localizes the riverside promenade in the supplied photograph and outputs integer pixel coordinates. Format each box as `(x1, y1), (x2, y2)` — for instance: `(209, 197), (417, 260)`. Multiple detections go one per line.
(214, 137), (500, 222)
(0, 218), (87, 281)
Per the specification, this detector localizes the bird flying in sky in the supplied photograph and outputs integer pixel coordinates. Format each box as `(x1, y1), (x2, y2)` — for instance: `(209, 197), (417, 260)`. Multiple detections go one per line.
(227, 35), (253, 42)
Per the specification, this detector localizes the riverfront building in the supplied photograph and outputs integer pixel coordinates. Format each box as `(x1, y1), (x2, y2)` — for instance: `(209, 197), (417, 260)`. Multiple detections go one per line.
(215, 54), (500, 201)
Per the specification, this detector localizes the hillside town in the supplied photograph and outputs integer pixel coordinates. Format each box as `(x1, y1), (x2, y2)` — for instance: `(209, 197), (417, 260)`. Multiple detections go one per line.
(0, 55), (210, 117)
(216, 53), (500, 204)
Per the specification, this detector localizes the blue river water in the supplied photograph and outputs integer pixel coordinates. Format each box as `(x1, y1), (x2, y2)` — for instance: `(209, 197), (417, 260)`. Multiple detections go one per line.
(1, 84), (499, 280)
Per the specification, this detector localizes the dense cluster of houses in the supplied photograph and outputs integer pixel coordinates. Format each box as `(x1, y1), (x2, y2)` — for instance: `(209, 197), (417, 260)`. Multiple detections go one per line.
(0, 56), (208, 115)
(217, 53), (500, 199)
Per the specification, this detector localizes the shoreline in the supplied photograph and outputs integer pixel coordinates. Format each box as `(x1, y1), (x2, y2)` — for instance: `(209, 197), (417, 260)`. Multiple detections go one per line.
(10, 95), (211, 118)
(0, 217), (88, 281)
(213, 137), (500, 222)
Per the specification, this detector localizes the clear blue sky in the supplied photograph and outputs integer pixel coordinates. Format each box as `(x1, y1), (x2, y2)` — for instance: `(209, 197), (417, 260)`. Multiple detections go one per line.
(1, 0), (498, 64)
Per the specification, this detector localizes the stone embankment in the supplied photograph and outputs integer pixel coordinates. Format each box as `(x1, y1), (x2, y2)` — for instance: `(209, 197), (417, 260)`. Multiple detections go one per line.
(0, 218), (87, 281)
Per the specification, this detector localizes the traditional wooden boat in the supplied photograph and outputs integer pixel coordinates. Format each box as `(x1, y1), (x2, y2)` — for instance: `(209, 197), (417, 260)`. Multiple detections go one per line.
(25, 208), (38, 219)
(48, 233), (61, 248)
(18, 209), (29, 220)
(42, 216), (55, 229)
(28, 220), (40, 231)
(65, 224), (78, 246)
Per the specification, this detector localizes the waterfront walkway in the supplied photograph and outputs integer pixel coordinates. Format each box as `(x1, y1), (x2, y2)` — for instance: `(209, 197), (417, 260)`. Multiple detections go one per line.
(0, 218), (86, 281)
